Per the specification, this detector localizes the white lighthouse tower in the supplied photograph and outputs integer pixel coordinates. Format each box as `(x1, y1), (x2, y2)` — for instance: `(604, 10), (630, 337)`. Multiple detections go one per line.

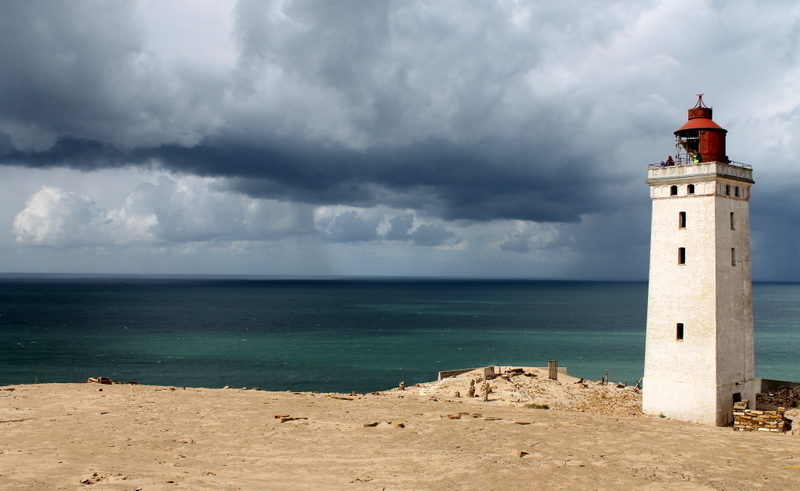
(643, 95), (756, 426)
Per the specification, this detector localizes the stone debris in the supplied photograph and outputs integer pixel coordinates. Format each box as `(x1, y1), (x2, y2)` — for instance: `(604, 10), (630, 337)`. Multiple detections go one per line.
(80, 472), (110, 485)
(480, 381), (492, 402)
(467, 380), (476, 398)
(326, 395), (354, 401)
(757, 386), (800, 410)
(363, 422), (380, 427)
(388, 367), (643, 418)
(86, 377), (114, 385)
(733, 400), (788, 433)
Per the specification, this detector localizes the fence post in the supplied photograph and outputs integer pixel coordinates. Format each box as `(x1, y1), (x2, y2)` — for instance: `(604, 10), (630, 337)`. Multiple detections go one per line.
(548, 360), (558, 380)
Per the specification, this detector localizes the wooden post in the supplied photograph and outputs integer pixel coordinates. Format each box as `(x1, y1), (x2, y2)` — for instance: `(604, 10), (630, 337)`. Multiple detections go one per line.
(548, 360), (558, 380)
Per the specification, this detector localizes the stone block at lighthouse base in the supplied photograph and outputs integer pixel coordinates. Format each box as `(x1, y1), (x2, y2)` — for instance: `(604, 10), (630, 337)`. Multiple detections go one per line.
(643, 377), (757, 426)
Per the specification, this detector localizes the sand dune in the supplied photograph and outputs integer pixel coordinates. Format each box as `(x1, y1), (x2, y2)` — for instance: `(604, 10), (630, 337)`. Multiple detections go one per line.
(2, 368), (800, 490)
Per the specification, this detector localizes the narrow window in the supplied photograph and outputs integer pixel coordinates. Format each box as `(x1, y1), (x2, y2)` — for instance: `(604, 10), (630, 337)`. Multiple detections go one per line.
(687, 184), (695, 194)
(679, 211), (686, 229)
(733, 392), (742, 403)
(670, 185), (678, 196)
(725, 184), (731, 196)
(678, 247), (686, 265)
(735, 186), (740, 197)
(676, 323), (684, 341)
(730, 212), (735, 230)
(731, 248), (736, 266)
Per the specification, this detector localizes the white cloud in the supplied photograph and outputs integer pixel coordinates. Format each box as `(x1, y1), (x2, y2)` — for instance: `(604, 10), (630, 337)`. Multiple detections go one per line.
(13, 186), (114, 247)
(12, 176), (316, 247)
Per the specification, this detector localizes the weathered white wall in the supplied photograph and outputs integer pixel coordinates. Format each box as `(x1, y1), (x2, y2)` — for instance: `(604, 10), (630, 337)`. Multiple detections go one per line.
(643, 163), (755, 426)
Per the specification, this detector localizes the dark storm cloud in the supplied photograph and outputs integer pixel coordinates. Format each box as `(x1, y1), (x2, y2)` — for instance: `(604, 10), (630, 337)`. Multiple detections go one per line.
(0, 0), (658, 226)
(0, 1), (226, 151)
(1, 0), (799, 283)
(1, 133), (615, 223)
(0, 1), (141, 136)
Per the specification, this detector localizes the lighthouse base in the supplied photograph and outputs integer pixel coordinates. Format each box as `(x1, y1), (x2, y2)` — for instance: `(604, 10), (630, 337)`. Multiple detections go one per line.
(642, 377), (758, 426)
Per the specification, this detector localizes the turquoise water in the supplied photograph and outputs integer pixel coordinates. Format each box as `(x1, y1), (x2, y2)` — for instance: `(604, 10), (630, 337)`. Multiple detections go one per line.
(0, 276), (796, 392)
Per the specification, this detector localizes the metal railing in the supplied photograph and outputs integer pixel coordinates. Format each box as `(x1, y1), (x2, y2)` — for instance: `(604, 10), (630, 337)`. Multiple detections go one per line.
(648, 160), (750, 170)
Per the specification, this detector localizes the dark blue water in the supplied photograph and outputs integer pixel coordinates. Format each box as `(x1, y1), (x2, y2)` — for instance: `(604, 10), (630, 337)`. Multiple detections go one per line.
(0, 276), (796, 392)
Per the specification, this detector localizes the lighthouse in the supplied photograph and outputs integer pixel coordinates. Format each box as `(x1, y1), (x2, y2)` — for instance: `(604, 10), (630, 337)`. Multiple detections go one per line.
(643, 95), (756, 426)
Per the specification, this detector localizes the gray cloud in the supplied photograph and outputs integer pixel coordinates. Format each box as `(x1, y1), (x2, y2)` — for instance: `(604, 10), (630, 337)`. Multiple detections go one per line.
(385, 213), (413, 241)
(0, 0), (659, 225)
(320, 210), (381, 243)
(1, 1), (799, 279)
(410, 223), (456, 247)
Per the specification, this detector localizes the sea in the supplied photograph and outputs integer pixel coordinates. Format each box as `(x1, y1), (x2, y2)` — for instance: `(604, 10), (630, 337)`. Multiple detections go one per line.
(0, 275), (798, 393)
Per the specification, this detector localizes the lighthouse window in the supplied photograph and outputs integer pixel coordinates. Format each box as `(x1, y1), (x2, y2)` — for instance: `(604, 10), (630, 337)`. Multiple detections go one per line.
(731, 248), (736, 266)
(725, 185), (731, 196)
(730, 212), (735, 230)
(678, 247), (686, 265)
(687, 184), (695, 194)
(670, 185), (678, 196)
(735, 186), (740, 197)
(679, 212), (686, 229)
(676, 323), (684, 341)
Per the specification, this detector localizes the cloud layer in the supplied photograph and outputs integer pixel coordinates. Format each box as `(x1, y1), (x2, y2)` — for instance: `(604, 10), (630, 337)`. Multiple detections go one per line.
(13, 176), (460, 250)
(1, 1), (799, 279)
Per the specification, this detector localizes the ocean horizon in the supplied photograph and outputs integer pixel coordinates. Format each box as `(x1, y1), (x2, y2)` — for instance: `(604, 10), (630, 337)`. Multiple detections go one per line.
(0, 274), (798, 393)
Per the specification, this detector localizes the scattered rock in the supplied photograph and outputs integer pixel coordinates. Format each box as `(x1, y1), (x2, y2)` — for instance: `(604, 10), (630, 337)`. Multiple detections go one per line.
(80, 472), (108, 485)
(87, 377), (114, 385)
(480, 381), (492, 402)
(388, 367), (643, 418)
(363, 422), (380, 427)
(326, 395), (354, 401)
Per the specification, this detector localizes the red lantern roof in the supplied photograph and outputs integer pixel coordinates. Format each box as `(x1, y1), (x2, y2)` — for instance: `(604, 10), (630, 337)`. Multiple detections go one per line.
(675, 117), (726, 132)
(674, 94), (727, 134)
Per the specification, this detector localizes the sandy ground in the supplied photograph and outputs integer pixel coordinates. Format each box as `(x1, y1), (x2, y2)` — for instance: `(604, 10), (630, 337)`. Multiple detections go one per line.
(2, 368), (800, 490)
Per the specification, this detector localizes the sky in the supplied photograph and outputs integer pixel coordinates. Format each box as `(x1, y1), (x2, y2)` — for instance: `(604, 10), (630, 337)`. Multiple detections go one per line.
(1, 0), (799, 281)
